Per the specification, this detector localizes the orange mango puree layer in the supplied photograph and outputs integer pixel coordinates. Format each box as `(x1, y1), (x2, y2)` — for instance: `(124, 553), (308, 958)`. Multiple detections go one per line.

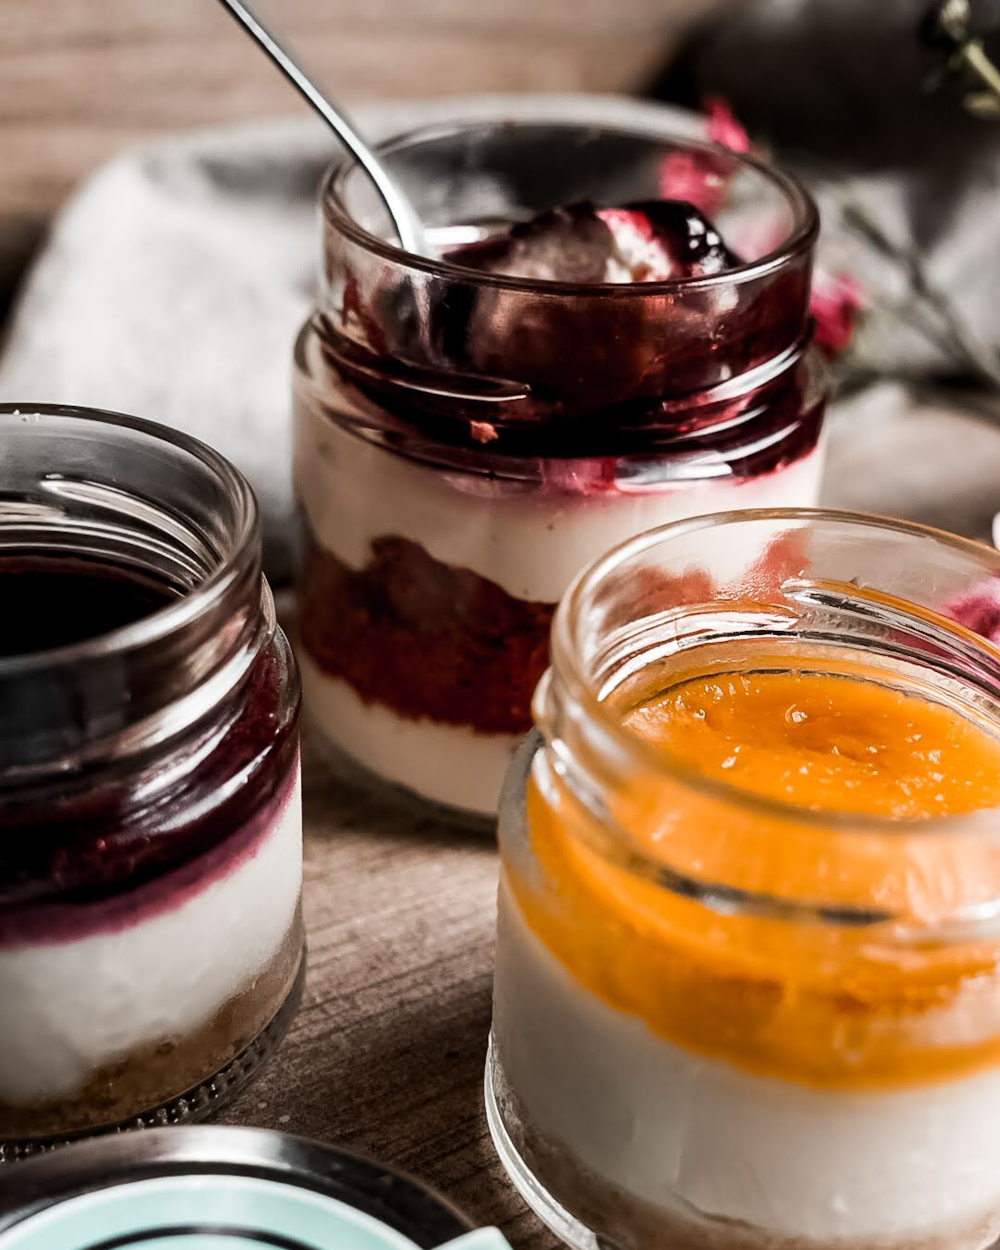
(515, 670), (1000, 1090)
(626, 671), (1000, 819)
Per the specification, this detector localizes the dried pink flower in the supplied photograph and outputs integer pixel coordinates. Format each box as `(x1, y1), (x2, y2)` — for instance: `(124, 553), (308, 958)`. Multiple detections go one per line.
(703, 97), (751, 154)
(810, 272), (865, 359)
(941, 581), (1000, 644)
(657, 97), (748, 216)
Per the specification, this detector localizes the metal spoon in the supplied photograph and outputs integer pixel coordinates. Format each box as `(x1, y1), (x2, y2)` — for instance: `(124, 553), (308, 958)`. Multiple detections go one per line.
(214, 0), (429, 256)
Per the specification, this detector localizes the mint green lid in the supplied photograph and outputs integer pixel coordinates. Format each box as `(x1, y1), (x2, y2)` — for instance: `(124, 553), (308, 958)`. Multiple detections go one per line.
(0, 1129), (511, 1250)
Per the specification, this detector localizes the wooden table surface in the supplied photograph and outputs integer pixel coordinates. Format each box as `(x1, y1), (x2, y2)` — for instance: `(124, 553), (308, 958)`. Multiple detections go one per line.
(219, 727), (550, 1248)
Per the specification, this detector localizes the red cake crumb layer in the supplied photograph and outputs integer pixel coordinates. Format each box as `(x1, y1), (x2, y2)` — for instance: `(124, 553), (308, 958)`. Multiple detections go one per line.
(298, 529), (554, 735)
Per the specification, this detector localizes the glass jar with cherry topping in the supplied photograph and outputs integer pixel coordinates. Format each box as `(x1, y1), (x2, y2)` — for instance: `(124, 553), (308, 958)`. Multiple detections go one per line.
(0, 404), (303, 1158)
(293, 119), (827, 819)
(489, 509), (1000, 1250)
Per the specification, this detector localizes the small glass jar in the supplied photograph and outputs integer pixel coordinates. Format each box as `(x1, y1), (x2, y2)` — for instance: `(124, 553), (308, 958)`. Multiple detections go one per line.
(489, 509), (1000, 1250)
(293, 120), (827, 819)
(0, 404), (304, 1158)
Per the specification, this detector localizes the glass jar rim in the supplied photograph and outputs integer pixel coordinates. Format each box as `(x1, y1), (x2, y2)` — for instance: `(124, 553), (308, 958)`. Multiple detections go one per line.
(550, 506), (1000, 840)
(320, 118), (820, 297)
(0, 403), (258, 678)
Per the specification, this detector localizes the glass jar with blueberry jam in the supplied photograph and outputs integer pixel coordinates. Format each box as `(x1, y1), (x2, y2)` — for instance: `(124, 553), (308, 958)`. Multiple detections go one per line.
(0, 404), (303, 1157)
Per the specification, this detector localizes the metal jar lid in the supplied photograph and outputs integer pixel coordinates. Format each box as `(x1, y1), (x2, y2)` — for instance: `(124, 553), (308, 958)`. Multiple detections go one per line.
(0, 1127), (509, 1250)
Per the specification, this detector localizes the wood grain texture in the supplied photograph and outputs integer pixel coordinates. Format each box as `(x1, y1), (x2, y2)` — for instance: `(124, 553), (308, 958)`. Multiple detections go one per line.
(0, 0), (714, 307)
(219, 728), (552, 1247)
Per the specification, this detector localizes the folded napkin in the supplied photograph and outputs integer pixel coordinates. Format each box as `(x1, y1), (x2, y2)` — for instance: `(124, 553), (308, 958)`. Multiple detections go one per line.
(2, 91), (999, 583)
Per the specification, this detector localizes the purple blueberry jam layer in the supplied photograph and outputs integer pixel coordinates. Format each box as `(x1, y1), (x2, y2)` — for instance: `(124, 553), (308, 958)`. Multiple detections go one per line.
(0, 557), (176, 655)
(0, 556), (301, 945)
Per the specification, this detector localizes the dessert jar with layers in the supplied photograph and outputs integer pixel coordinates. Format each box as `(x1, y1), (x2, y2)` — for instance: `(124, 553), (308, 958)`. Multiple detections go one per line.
(489, 509), (1000, 1250)
(293, 120), (827, 819)
(0, 404), (304, 1157)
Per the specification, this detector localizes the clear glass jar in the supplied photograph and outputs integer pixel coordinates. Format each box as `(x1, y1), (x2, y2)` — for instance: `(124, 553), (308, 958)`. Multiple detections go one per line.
(0, 404), (304, 1158)
(293, 120), (827, 819)
(489, 509), (1000, 1250)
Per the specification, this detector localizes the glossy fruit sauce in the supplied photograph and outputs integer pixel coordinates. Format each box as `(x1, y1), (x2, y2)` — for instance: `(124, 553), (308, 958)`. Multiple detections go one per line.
(0, 556), (298, 941)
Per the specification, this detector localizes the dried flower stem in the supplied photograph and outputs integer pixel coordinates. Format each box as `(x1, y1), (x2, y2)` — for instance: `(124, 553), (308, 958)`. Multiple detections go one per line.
(842, 202), (1000, 389)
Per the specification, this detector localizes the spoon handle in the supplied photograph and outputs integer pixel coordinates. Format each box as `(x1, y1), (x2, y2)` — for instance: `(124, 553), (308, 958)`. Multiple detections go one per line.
(213, 0), (427, 255)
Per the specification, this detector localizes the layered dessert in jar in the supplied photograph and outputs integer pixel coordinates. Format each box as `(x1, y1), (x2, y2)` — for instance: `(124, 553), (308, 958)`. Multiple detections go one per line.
(293, 120), (827, 817)
(489, 509), (1000, 1250)
(0, 405), (303, 1156)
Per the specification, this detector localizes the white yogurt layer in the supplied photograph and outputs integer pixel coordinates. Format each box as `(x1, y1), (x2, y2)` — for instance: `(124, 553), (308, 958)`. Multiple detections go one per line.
(0, 767), (302, 1106)
(492, 880), (1000, 1247)
(294, 397), (825, 604)
(295, 401), (823, 814)
(299, 649), (517, 815)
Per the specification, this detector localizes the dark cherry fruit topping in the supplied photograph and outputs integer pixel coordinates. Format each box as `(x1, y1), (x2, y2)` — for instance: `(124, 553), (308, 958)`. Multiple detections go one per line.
(446, 199), (738, 284)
